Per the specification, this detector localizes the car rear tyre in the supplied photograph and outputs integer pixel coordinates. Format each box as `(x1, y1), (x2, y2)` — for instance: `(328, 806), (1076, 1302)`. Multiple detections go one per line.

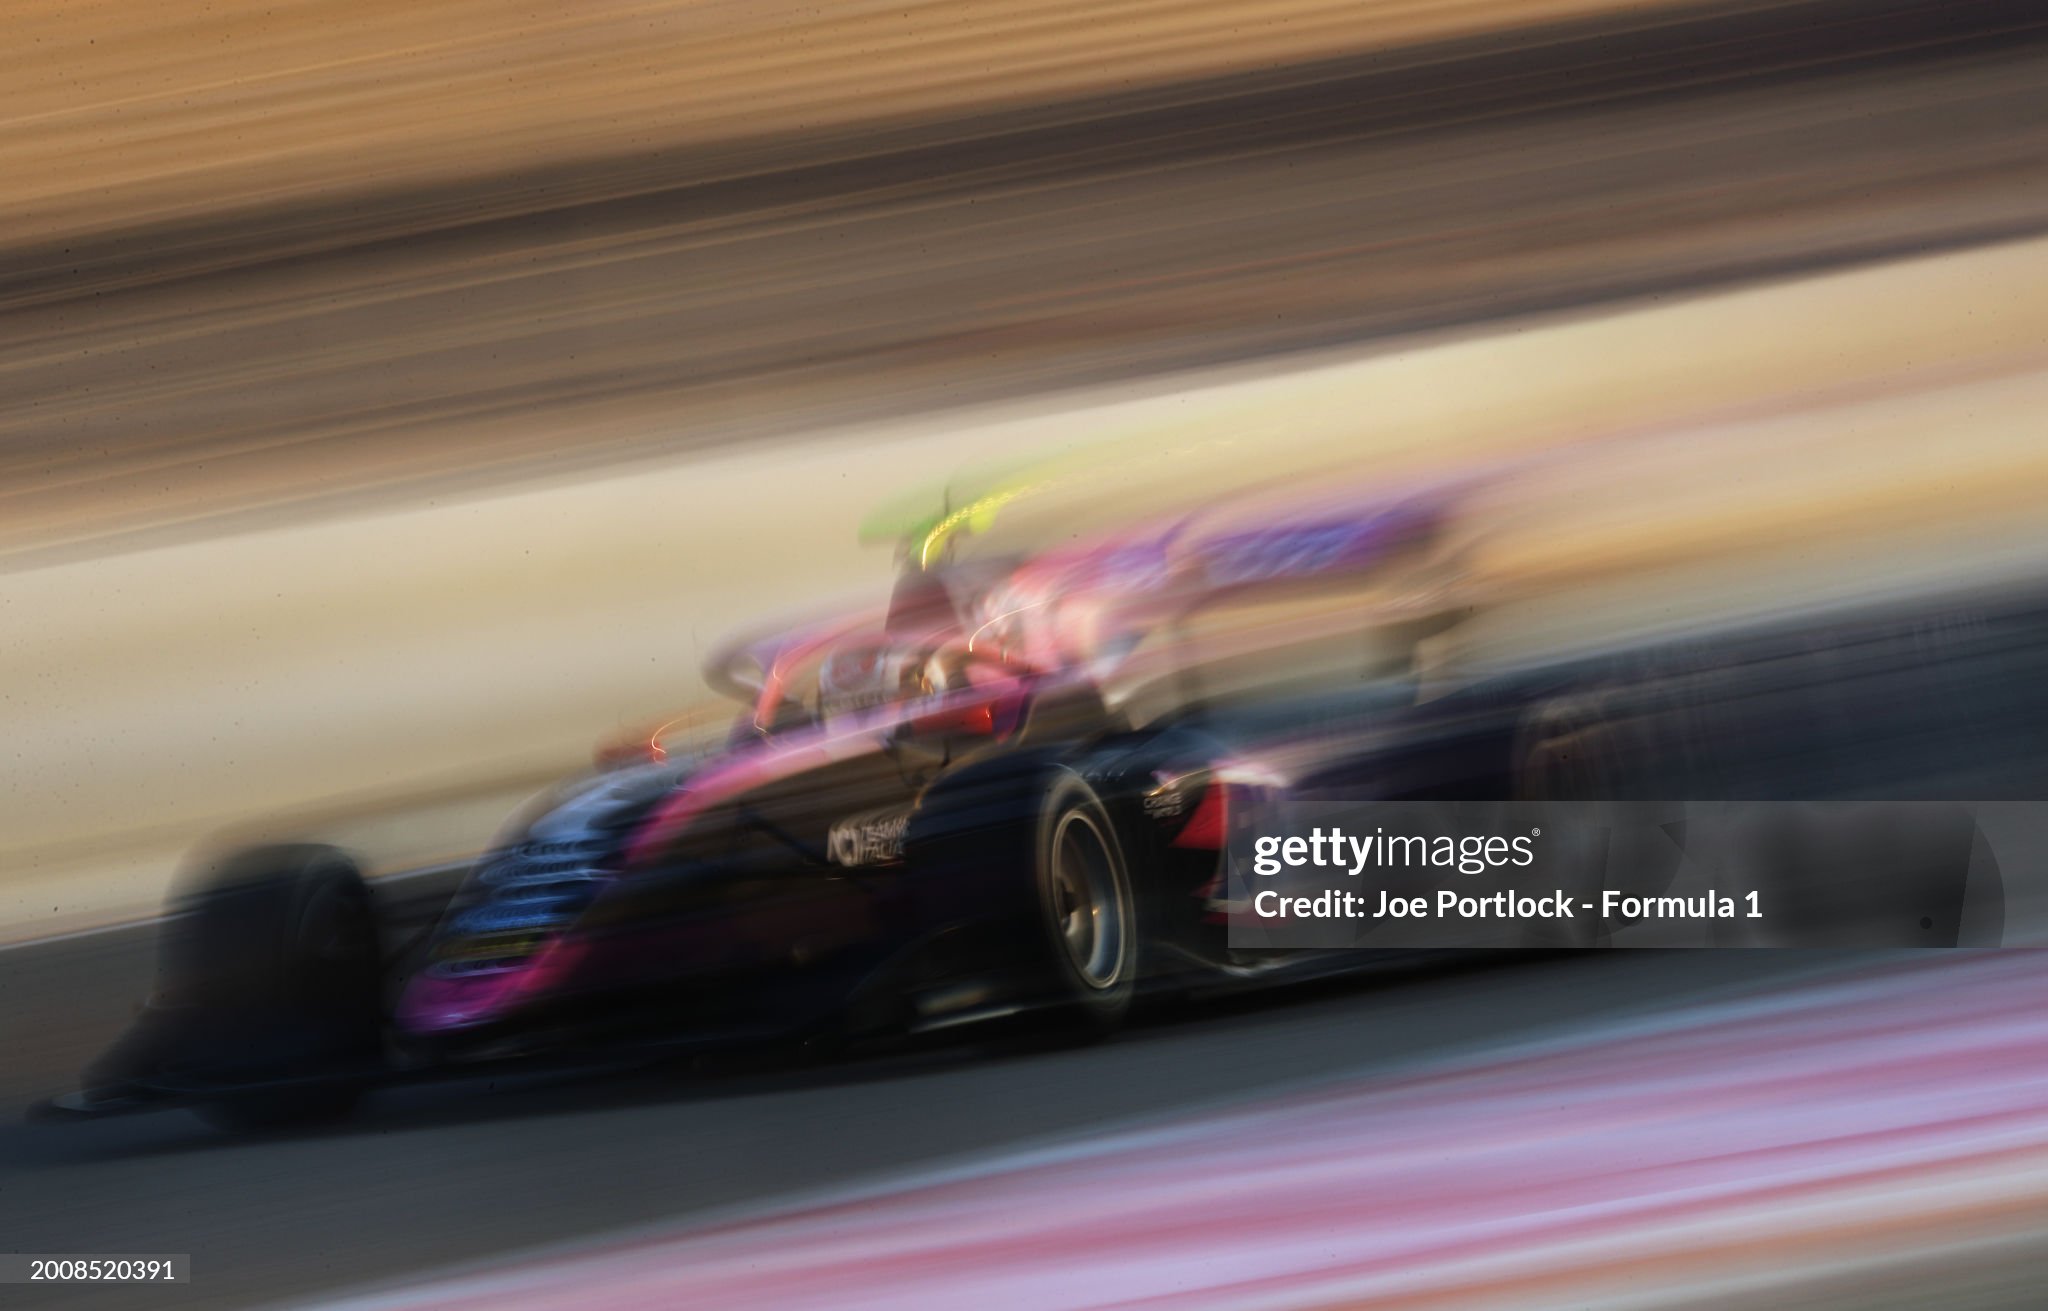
(1514, 689), (1688, 946)
(1032, 775), (1138, 1031)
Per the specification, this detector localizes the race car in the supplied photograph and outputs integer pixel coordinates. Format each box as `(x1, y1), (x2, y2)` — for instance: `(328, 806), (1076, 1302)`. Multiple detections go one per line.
(42, 489), (1464, 1131)
(41, 479), (2034, 1131)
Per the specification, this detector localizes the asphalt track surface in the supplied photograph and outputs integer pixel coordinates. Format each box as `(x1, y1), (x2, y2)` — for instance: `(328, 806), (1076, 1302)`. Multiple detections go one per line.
(0, 921), (1875, 1311)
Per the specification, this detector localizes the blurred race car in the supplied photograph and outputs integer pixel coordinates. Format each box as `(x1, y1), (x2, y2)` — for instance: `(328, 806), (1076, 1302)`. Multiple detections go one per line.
(43, 480), (2038, 1131)
(44, 493), (1462, 1130)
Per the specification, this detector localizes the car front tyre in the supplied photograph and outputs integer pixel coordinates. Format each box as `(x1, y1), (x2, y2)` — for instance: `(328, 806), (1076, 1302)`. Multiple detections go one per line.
(156, 844), (384, 1131)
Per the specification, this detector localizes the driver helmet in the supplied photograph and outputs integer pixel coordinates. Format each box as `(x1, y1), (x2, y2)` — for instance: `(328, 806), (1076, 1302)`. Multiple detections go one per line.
(817, 641), (923, 721)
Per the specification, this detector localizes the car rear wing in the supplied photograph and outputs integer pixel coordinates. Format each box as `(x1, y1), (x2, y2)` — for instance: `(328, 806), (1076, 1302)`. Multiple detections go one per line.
(959, 483), (1465, 677)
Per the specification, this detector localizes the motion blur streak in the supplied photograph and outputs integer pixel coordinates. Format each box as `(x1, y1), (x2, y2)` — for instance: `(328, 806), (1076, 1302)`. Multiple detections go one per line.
(6, 0), (2048, 564)
(4, 0), (1693, 249)
(6, 1), (2048, 1309)
(302, 954), (2048, 1311)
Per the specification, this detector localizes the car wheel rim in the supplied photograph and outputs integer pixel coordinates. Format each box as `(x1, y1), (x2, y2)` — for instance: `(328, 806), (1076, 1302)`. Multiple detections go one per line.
(1050, 811), (1125, 989)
